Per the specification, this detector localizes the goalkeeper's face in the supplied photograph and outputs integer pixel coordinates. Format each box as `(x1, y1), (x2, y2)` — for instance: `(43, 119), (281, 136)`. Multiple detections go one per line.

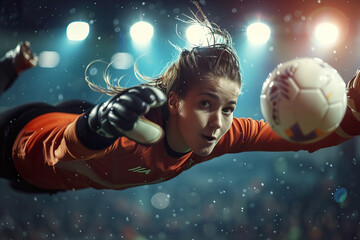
(168, 76), (241, 156)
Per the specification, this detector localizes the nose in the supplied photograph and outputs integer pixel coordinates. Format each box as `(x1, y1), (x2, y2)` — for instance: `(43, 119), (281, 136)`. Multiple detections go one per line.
(209, 110), (222, 129)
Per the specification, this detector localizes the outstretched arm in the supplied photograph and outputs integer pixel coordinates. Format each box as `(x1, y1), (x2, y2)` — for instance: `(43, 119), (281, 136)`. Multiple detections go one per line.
(212, 70), (360, 155)
(76, 85), (167, 150)
(0, 41), (37, 94)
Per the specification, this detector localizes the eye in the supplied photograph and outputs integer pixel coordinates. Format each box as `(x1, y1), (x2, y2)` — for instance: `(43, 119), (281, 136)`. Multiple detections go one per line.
(222, 107), (235, 115)
(199, 100), (210, 109)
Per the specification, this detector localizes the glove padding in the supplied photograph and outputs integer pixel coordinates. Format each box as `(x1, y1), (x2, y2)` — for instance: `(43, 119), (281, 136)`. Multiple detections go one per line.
(347, 69), (360, 113)
(88, 85), (167, 145)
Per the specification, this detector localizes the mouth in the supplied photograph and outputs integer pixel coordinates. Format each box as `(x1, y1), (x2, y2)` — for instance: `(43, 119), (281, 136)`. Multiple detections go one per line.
(201, 134), (217, 143)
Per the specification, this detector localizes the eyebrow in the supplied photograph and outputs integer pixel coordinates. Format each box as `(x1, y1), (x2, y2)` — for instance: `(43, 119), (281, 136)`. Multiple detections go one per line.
(199, 92), (237, 105)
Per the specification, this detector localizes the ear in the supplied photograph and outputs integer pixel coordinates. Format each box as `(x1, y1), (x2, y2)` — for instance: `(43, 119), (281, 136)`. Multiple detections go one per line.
(167, 91), (180, 115)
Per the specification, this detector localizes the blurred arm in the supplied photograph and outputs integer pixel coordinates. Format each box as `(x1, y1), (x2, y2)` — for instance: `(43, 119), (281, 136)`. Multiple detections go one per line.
(0, 42), (37, 95)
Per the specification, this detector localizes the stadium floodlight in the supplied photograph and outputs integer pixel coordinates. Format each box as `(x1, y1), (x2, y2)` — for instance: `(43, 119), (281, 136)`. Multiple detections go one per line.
(185, 24), (224, 46)
(314, 22), (339, 46)
(130, 21), (154, 45)
(246, 22), (271, 45)
(186, 24), (210, 46)
(66, 21), (90, 41)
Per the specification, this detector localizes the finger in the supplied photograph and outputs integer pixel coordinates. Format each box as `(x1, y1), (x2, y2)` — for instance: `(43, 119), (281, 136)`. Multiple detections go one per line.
(123, 117), (164, 145)
(117, 93), (149, 115)
(29, 56), (38, 66)
(129, 86), (166, 107)
(107, 111), (135, 131)
(354, 69), (360, 90)
(23, 47), (34, 58)
(110, 101), (139, 122)
(146, 86), (167, 107)
(128, 87), (155, 104)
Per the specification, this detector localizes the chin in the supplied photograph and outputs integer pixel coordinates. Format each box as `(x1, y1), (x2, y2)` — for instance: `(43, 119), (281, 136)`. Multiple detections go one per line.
(194, 147), (214, 156)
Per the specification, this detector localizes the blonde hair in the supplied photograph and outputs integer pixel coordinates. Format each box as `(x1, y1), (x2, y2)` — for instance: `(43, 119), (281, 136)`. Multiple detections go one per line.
(85, 1), (241, 98)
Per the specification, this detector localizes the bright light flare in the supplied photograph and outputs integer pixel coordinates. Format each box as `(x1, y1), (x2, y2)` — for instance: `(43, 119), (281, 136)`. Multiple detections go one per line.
(186, 24), (211, 46)
(246, 22), (271, 45)
(66, 21), (90, 41)
(130, 21), (154, 45)
(186, 24), (207, 46)
(307, 7), (348, 48)
(186, 24), (224, 46)
(38, 51), (60, 68)
(314, 22), (339, 46)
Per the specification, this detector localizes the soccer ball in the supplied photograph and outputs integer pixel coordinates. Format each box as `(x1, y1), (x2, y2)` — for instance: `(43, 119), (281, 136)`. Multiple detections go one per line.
(260, 58), (347, 143)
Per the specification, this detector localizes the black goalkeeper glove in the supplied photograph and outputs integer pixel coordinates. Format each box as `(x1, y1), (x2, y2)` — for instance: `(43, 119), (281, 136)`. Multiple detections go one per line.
(76, 86), (166, 149)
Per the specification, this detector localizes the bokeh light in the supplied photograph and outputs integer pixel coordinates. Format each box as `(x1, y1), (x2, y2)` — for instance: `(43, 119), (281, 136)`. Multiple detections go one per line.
(110, 52), (134, 70)
(38, 51), (60, 68)
(151, 192), (170, 209)
(334, 187), (347, 203)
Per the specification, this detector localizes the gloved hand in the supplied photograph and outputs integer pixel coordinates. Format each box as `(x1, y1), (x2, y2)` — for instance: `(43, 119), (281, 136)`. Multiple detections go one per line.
(335, 69), (360, 138)
(347, 69), (360, 113)
(6, 41), (37, 74)
(77, 85), (167, 149)
(0, 41), (37, 94)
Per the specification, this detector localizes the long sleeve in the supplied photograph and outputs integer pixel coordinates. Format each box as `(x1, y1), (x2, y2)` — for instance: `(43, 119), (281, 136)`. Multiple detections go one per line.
(11, 112), (117, 189)
(12, 112), (108, 167)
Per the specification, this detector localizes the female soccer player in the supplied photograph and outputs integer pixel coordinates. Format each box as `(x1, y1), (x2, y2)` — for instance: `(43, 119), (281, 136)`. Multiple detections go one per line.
(1, 21), (360, 194)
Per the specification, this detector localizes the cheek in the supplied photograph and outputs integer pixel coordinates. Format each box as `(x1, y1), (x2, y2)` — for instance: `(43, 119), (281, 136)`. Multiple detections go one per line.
(178, 104), (207, 129)
(221, 117), (233, 135)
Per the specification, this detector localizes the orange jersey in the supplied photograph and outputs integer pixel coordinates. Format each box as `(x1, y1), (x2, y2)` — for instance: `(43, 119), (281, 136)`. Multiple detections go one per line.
(11, 101), (358, 191)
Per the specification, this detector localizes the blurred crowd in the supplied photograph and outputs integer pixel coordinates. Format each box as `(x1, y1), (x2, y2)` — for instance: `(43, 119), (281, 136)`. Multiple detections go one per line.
(0, 138), (359, 240)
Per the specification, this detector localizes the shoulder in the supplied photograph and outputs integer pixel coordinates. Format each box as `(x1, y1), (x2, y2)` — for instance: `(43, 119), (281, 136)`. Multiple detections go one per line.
(210, 117), (269, 154)
(227, 117), (267, 135)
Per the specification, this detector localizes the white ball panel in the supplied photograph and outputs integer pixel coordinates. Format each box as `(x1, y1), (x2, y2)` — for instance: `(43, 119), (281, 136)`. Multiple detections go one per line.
(277, 100), (297, 130)
(293, 89), (328, 135)
(321, 72), (347, 105)
(292, 59), (329, 89)
(260, 95), (272, 122)
(320, 102), (347, 132)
